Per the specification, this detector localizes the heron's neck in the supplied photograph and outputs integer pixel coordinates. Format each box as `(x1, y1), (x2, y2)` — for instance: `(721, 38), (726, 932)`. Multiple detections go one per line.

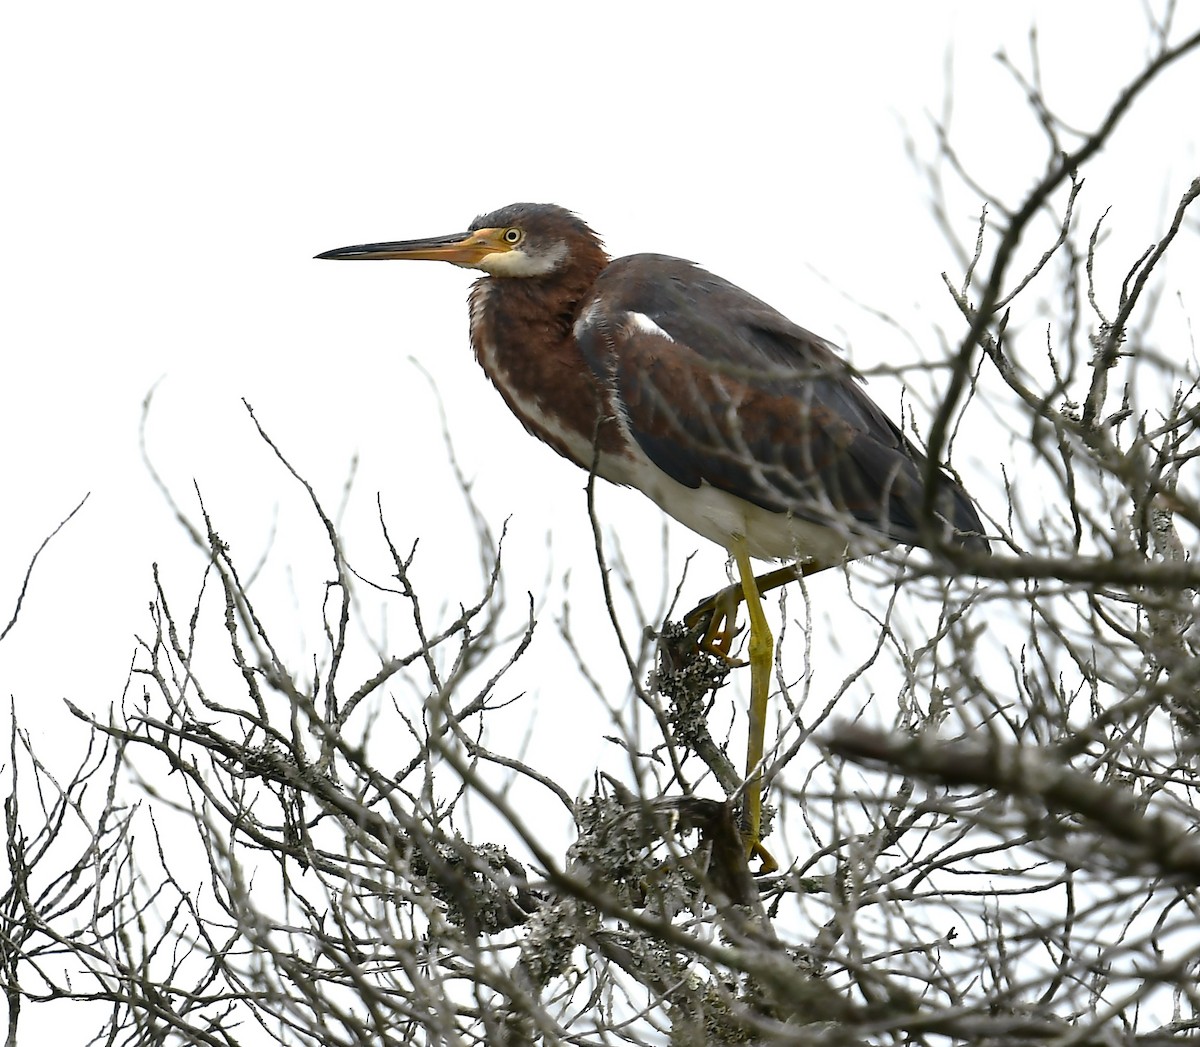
(467, 254), (628, 469)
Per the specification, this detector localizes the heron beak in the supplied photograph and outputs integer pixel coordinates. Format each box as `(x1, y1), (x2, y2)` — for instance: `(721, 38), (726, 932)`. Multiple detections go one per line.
(315, 227), (511, 268)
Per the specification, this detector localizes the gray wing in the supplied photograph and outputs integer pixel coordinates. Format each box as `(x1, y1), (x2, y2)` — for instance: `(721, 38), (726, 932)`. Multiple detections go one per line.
(573, 253), (987, 550)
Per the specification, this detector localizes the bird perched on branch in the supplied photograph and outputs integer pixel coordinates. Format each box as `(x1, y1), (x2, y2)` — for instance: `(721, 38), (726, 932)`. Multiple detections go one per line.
(318, 202), (988, 871)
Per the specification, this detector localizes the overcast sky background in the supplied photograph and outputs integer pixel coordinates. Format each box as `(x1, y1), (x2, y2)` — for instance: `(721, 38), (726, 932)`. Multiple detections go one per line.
(2, 6), (1199, 1029)
(4, 1), (1198, 766)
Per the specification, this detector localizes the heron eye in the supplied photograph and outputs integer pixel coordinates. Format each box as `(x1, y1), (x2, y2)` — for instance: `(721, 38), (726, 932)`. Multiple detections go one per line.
(503, 228), (523, 244)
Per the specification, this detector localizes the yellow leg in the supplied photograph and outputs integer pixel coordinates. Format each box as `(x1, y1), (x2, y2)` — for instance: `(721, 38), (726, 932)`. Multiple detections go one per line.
(683, 554), (840, 872)
(731, 536), (777, 874)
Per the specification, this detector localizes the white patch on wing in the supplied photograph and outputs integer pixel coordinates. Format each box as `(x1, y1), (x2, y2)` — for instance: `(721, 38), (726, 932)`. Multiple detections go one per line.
(573, 296), (603, 339)
(477, 242), (568, 277)
(626, 312), (675, 341)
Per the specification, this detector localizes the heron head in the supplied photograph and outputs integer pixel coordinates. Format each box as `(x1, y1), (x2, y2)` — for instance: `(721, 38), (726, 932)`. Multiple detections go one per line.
(316, 202), (601, 278)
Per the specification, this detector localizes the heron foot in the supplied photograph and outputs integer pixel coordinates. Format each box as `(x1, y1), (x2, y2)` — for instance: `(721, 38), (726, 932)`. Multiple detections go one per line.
(747, 838), (778, 875)
(684, 581), (748, 664)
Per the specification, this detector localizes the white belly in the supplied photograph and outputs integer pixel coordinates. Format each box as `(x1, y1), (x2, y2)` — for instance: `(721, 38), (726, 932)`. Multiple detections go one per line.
(598, 440), (875, 564)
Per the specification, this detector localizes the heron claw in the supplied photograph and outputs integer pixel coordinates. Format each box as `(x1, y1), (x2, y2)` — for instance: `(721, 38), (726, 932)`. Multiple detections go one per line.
(685, 582), (748, 663)
(747, 838), (779, 875)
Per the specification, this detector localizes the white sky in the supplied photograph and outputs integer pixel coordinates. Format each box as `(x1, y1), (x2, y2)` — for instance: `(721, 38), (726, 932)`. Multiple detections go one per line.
(3, 0), (1197, 759)
(1, 8), (1198, 1030)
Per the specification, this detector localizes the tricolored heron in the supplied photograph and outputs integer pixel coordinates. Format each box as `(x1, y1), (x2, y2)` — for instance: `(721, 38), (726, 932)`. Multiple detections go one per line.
(318, 203), (988, 870)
